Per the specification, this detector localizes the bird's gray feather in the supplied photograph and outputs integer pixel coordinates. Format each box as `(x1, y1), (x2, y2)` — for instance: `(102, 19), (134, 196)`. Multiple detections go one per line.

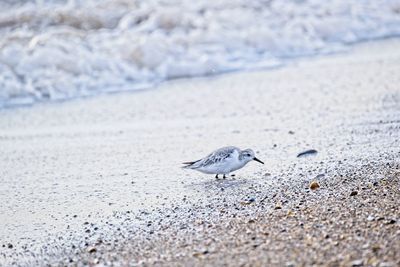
(182, 146), (240, 169)
(191, 146), (238, 168)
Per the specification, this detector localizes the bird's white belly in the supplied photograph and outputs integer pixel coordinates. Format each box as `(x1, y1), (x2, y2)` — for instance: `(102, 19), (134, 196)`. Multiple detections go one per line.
(197, 157), (244, 174)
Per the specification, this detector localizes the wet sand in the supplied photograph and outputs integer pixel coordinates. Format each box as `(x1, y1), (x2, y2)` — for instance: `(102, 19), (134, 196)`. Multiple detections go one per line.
(0, 39), (399, 266)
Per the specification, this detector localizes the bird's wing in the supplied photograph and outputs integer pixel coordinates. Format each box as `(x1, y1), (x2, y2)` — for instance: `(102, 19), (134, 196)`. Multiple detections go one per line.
(201, 146), (238, 167)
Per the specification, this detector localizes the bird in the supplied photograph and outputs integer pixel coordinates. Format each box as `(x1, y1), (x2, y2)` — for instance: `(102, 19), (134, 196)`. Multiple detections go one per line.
(182, 146), (264, 179)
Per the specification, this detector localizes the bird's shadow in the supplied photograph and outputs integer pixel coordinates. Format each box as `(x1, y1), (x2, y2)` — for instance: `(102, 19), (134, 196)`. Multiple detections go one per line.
(188, 176), (250, 192)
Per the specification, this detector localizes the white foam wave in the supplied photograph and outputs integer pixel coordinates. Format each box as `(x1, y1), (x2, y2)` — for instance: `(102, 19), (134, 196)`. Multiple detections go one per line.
(1, 0), (400, 107)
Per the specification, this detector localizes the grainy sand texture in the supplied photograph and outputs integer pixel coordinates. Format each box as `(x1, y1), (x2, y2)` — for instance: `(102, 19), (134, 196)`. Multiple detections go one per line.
(0, 39), (399, 266)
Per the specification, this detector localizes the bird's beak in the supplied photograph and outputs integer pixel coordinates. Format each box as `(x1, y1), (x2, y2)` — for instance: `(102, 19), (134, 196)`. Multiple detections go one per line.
(253, 157), (264, 164)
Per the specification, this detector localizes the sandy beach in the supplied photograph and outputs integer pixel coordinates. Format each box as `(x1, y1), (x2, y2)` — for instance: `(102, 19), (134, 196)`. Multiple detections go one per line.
(0, 39), (399, 266)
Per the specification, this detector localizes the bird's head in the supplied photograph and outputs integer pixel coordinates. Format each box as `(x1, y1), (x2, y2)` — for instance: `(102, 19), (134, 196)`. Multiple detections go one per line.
(241, 149), (264, 164)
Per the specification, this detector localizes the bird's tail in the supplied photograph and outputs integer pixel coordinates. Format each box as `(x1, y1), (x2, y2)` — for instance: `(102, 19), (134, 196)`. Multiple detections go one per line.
(181, 160), (200, 169)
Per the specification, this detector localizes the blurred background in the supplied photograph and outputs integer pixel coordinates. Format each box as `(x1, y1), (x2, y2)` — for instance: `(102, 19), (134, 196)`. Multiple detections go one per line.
(0, 0), (399, 108)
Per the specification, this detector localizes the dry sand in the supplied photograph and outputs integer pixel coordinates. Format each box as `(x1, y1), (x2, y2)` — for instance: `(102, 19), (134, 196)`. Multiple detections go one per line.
(0, 39), (399, 266)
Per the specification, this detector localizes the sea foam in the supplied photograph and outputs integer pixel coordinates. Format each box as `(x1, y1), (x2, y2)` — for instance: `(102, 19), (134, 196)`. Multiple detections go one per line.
(0, 0), (400, 107)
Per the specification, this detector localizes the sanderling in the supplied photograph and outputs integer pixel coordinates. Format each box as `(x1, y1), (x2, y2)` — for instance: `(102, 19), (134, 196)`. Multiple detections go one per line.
(182, 146), (264, 179)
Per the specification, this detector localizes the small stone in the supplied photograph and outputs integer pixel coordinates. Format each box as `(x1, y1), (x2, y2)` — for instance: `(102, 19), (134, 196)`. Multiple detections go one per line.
(297, 149), (318, 158)
(193, 250), (209, 257)
(193, 252), (202, 257)
(87, 247), (97, 253)
(7, 243), (13, 249)
(350, 191), (358, 196)
(310, 181), (320, 190)
(287, 210), (294, 216)
(372, 244), (381, 252)
(240, 198), (255, 205)
(351, 259), (363, 267)
(367, 215), (374, 221)
(386, 219), (396, 224)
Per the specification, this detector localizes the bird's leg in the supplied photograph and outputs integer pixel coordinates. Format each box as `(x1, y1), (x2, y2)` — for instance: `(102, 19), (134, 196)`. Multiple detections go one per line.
(223, 174), (227, 179)
(215, 174), (219, 179)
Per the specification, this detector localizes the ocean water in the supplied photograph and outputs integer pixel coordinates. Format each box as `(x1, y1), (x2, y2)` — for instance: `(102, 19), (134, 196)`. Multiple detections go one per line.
(0, 0), (399, 108)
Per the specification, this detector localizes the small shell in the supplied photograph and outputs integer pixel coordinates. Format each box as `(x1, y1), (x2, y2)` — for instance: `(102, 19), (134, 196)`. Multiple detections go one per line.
(309, 181), (320, 190)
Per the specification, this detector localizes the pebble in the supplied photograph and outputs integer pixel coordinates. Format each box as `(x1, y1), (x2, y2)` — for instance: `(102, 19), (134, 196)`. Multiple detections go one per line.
(87, 247), (97, 253)
(372, 244), (381, 252)
(386, 219), (396, 224)
(350, 191), (358, 196)
(240, 198), (255, 205)
(309, 181), (320, 190)
(297, 149), (318, 158)
(193, 250), (209, 257)
(351, 259), (363, 266)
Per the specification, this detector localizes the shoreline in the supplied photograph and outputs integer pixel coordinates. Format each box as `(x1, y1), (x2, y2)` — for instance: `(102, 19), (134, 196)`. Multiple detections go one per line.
(0, 36), (398, 111)
(1, 38), (399, 266)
